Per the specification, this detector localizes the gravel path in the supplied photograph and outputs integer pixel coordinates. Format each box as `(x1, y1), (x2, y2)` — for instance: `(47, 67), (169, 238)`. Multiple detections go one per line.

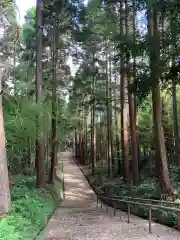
(44, 152), (180, 240)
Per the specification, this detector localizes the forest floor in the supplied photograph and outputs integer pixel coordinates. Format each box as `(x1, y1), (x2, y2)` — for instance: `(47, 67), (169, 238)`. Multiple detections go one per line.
(79, 162), (180, 228)
(44, 152), (180, 240)
(0, 161), (63, 240)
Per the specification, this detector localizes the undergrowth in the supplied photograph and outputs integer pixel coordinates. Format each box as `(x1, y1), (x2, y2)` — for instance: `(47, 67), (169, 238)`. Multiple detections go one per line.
(81, 163), (180, 229)
(0, 176), (57, 240)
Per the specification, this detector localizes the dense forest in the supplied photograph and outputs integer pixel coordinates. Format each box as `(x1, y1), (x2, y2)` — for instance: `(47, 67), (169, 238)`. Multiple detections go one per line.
(1, 0), (180, 238)
(0, 0), (72, 238)
(70, 0), (180, 228)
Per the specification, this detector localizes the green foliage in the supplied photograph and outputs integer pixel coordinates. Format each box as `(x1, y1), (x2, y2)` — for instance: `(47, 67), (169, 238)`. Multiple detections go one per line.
(171, 166), (180, 189)
(135, 179), (159, 198)
(4, 96), (52, 171)
(21, 7), (36, 50)
(82, 164), (179, 228)
(0, 177), (56, 240)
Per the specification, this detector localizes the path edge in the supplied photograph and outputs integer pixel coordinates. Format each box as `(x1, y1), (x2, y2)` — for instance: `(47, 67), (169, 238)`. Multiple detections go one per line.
(33, 155), (65, 240)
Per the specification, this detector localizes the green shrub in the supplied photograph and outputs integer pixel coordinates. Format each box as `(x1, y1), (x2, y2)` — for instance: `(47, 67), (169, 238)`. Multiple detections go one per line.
(83, 166), (180, 229)
(0, 176), (56, 240)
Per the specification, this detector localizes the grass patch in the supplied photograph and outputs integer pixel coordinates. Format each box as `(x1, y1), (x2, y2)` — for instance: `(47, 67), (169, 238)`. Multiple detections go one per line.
(0, 176), (62, 240)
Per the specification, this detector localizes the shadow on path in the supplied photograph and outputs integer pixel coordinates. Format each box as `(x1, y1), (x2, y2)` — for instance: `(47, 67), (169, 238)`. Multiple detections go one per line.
(44, 152), (180, 240)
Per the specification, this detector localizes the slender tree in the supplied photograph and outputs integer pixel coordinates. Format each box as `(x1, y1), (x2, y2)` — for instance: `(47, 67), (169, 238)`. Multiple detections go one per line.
(35, 0), (45, 188)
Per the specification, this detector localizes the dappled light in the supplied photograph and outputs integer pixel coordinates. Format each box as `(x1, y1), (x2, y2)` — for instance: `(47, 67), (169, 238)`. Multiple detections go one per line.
(44, 152), (180, 239)
(1, 0), (180, 239)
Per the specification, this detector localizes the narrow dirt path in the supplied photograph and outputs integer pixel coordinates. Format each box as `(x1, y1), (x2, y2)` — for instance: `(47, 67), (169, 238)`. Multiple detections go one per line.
(44, 152), (180, 240)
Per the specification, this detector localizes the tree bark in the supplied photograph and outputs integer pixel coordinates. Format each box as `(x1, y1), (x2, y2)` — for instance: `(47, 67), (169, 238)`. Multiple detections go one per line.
(106, 51), (113, 178)
(35, 0), (45, 188)
(128, 0), (140, 185)
(91, 56), (96, 174)
(148, 8), (173, 195)
(170, 9), (180, 165)
(0, 68), (11, 214)
(172, 83), (180, 164)
(120, 0), (129, 182)
(49, 29), (58, 183)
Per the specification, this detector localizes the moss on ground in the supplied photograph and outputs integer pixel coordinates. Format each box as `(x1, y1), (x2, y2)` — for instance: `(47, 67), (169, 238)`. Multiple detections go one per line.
(0, 176), (62, 240)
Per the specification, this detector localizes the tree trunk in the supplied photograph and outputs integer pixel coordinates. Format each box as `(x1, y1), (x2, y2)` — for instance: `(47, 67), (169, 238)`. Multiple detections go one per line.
(91, 103), (96, 174)
(49, 29), (57, 183)
(148, 8), (173, 195)
(84, 117), (88, 164)
(0, 68), (11, 214)
(172, 83), (180, 164)
(128, 0), (140, 185)
(91, 57), (96, 174)
(170, 9), (180, 165)
(35, 0), (45, 188)
(128, 91), (140, 185)
(114, 60), (121, 174)
(120, 0), (129, 182)
(106, 51), (113, 178)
